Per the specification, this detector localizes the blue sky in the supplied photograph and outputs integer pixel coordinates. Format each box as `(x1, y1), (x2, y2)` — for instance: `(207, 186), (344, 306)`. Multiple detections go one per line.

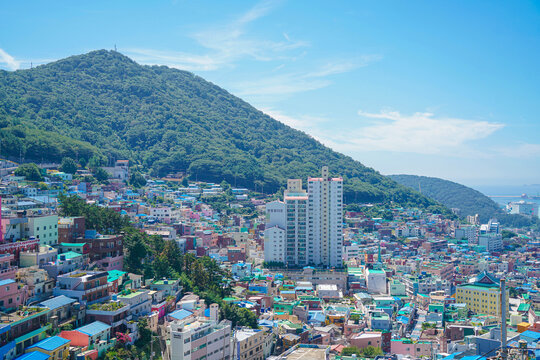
(1, 0), (539, 186)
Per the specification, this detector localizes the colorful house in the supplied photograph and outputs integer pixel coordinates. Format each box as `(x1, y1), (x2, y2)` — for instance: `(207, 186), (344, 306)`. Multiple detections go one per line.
(26, 336), (70, 360)
(59, 321), (113, 357)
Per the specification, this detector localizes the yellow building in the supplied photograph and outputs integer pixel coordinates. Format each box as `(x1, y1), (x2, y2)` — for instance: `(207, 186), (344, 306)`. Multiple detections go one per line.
(456, 272), (508, 316)
(26, 336), (71, 360)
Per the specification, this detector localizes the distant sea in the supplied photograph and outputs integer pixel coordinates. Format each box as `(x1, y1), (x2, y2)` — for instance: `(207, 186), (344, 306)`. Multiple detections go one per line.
(471, 184), (540, 209)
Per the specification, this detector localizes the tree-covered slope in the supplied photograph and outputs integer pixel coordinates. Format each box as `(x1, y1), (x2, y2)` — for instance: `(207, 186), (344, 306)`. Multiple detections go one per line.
(389, 174), (538, 227)
(0, 50), (440, 208)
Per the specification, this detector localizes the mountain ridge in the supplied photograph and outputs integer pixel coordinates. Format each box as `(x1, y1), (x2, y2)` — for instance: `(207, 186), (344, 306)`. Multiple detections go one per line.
(389, 174), (538, 227)
(0, 50), (444, 210)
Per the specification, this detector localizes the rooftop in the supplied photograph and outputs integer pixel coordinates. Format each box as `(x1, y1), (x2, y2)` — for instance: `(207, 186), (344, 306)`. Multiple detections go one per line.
(28, 335), (70, 351)
(38, 295), (76, 310)
(76, 321), (111, 336)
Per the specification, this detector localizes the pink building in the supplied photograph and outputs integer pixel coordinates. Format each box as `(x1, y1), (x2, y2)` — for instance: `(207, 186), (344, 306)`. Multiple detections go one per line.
(350, 332), (382, 350)
(0, 279), (27, 310)
(391, 339), (432, 357)
(0, 254), (17, 281)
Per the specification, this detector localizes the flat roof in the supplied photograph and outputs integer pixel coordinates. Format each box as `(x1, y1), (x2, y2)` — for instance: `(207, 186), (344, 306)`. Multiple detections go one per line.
(284, 347), (327, 360)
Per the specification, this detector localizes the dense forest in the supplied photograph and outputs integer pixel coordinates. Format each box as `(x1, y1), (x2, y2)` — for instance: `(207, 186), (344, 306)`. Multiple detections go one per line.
(389, 174), (539, 228)
(0, 50), (443, 209)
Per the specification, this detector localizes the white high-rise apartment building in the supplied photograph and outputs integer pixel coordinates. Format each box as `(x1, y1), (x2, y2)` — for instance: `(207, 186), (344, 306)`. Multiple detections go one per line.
(284, 179), (308, 266)
(308, 166), (343, 268)
(264, 166), (343, 268)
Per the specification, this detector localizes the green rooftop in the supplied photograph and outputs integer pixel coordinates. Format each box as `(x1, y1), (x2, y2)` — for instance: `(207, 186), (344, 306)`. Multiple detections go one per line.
(107, 270), (127, 283)
(118, 290), (144, 299)
(60, 242), (86, 247)
(58, 251), (82, 260)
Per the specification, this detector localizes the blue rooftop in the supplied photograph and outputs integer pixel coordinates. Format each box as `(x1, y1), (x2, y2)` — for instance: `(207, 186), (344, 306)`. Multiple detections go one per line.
(168, 309), (193, 321)
(76, 321), (111, 336)
(521, 330), (540, 341)
(39, 295), (76, 310)
(14, 352), (50, 360)
(28, 336), (70, 351)
(0, 279), (15, 287)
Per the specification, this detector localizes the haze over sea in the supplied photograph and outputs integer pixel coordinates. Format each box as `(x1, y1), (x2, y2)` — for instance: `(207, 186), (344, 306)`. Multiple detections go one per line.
(473, 184), (540, 211)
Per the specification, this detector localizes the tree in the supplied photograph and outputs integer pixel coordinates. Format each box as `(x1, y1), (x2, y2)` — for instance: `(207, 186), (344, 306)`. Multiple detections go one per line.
(14, 163), (43, 181)
(130, 172), (147, 187)
(341, 346), (362, 356)
(361, 346), (384, 358)
(93, 167), (109, 182)
(182, 177), (189, 187)
(502, 230), (517, 239)
(60, 157), (78, 174)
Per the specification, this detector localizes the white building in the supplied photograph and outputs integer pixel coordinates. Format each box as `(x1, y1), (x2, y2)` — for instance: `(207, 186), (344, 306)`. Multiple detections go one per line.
(343, 242), (362, 261)
(455, 226), (477, 244)
(264, 167), (343, 268)
(169, 317), (232, 360)
(478, 233), (503, 252)
(308, 166), (343, 268)
(263, 200), (285, 263)
(507, 200), (539, 217)
(150, 207), (173, 223)
(284, 179), (308, 266)
(366, 268), (387, 294)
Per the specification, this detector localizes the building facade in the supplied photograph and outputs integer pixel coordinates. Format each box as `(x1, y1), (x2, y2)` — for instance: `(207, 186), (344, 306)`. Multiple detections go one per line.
(264, 167), (343, 268)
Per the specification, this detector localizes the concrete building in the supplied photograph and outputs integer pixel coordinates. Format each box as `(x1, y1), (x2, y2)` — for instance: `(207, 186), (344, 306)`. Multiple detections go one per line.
(26, 215), (59, 246)
(507, 200), (539, 217)
(53, 270), (110, 304)
(455, 272), (508, 316)
(308, 166), (343, 268)
(264, 166), (343, 269)
(478, 233), (503, 252)
(284, 179), (308, 267)
(58, 217), (86, 243)
(263, 201), (286, 264)
(168, 318), (232, 360)
(234, 328), (267, 360)
(366, 268), (387, 294)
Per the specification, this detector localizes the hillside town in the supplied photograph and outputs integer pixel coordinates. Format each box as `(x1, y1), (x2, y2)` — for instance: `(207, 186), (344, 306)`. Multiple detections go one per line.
(0, 159), (538, 360)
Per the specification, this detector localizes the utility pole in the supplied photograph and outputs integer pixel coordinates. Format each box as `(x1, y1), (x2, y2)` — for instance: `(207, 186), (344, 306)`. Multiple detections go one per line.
(501, 278), (508, 360)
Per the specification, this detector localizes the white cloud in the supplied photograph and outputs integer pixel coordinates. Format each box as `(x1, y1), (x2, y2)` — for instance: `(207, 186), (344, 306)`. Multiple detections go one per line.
(235, 56), (380, 96)
(261, 108), (505, 157)
(236, 74), (331, 96)
(329, 109), (505, 155)
(305, 55), (382, 78)
(0, 48), (20, 70)
(122, 48), (222, 71)
(125, 0), (307, 71)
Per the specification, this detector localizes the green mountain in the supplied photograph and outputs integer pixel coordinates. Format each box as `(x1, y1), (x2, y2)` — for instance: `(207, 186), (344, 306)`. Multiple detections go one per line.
(0, 50), (442, 208)
(389, 174), (538, 227)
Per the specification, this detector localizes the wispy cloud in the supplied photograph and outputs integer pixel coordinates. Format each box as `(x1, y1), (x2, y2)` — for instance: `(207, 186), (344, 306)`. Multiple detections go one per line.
(494, 143), (540, 158)
(262, 108), (505, 157)
(260, 108), (329, 131)
(125, 0), (307, 71)
(335, 109), (505, 155)
(0, 48), (20, 70)
(235, 56), (380, 96)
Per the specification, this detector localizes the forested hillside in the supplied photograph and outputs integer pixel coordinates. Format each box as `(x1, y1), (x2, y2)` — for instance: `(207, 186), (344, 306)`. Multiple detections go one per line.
(389, 174), (538, 227)
(0, 50), (442, 208)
